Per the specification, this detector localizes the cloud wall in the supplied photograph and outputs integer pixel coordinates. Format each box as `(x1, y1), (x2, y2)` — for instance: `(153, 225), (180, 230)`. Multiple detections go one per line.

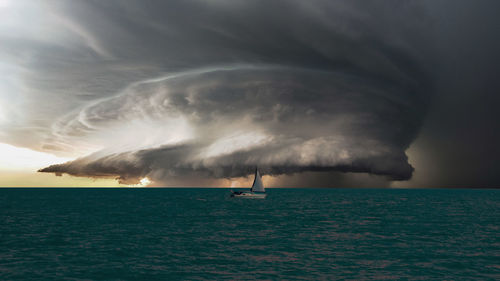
(0, 1), (435, 185)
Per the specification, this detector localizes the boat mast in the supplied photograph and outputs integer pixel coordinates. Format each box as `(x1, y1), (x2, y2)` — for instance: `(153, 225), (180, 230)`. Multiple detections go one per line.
(250, 168), (265, 192)
(251, 168), (257, 191)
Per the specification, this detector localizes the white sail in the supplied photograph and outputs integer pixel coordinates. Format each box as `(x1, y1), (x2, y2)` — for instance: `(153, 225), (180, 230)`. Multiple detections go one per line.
(250, 169), (265, 193)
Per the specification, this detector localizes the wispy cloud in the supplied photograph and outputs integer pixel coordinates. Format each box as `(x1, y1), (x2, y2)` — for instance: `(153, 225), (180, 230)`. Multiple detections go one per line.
(1, 0), (445, 186)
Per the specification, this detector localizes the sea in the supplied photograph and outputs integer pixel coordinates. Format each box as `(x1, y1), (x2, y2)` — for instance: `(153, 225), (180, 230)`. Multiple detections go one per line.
(0, 188), (499, 280)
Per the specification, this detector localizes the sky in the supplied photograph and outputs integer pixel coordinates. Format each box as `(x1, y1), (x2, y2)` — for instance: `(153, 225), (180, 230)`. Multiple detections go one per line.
(0, 0), (499, 188)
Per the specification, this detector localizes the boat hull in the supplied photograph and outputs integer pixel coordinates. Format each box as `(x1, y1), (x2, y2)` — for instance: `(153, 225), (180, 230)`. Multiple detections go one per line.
(230, 191), (266, 199)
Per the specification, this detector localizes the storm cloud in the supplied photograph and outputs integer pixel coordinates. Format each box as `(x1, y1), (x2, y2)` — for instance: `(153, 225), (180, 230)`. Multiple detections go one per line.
(1, 0), (438, 185)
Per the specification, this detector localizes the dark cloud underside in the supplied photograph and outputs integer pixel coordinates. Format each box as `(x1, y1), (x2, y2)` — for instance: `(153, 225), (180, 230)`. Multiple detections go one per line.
(33, 0), (435, 185)
(0, 0), (455, 186)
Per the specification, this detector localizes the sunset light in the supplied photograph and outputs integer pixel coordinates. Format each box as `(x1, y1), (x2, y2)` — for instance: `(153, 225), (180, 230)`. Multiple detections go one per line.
(0, 1), (499, 279)
(0, 143), (72, 172)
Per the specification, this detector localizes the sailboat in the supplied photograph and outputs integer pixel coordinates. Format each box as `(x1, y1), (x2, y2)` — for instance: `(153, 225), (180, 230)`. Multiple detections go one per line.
(230, 169), (266, 198)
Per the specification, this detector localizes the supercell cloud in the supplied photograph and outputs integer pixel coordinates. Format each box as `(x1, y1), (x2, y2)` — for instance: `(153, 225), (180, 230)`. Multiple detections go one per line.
(0, 1), (436, 185)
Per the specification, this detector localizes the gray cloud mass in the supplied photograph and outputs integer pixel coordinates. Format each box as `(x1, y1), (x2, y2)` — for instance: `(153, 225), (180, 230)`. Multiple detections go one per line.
(0, 0), (439, 185)
(40, 66), (425, 183)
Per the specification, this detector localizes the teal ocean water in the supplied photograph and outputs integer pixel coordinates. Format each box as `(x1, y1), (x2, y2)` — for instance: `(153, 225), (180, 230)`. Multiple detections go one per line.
(0, 188), (499, 280)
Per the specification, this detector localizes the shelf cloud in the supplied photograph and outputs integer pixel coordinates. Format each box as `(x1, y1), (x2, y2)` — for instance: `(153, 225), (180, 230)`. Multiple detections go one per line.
(1, 0), (439, 185)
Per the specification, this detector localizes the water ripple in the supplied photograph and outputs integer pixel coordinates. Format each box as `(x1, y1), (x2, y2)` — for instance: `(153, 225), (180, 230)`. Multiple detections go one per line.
(0, 188), (499, 280)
